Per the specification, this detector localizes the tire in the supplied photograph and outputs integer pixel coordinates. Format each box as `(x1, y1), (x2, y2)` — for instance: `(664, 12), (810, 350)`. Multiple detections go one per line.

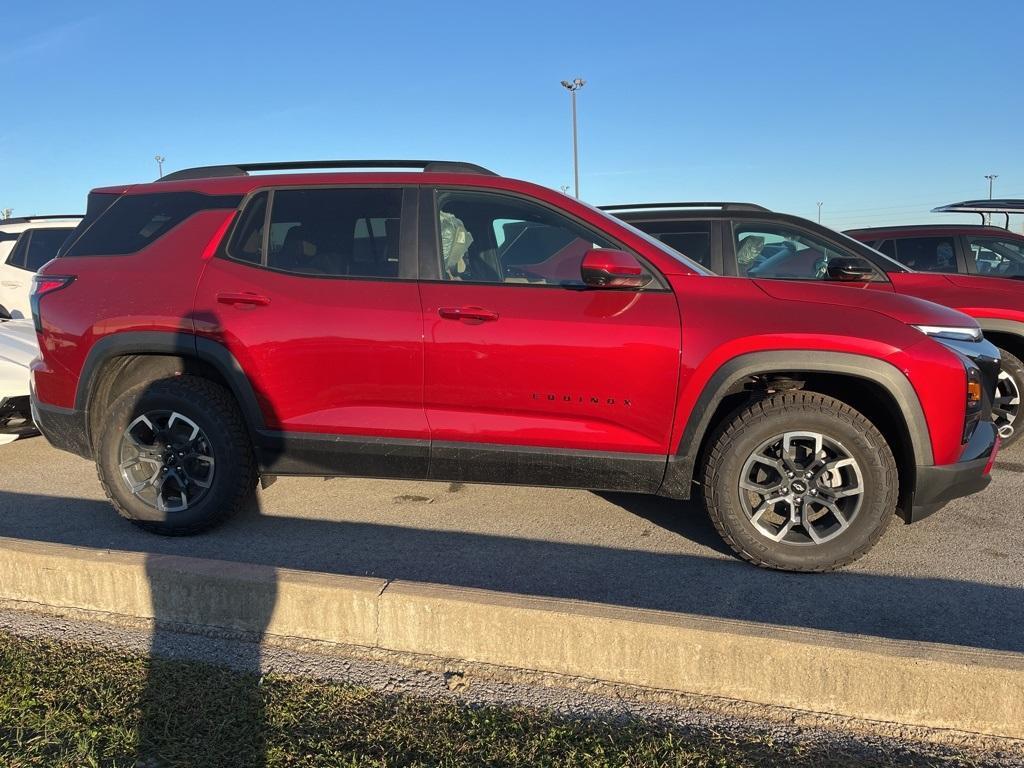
(702, 391), (897, 572)
(993, 347), (1024, 448)
(0, 305), (10, 320)
(96, 375), (257, 535)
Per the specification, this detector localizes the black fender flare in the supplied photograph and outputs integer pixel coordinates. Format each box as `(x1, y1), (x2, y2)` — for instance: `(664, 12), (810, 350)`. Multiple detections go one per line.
(75, 331), (266, 440)
(659, 350), (933, 499)
(977, 318), (1024, 341)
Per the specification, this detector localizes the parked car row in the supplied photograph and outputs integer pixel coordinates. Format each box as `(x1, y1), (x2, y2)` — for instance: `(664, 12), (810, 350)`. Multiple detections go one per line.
(8, 160), (1021, 572)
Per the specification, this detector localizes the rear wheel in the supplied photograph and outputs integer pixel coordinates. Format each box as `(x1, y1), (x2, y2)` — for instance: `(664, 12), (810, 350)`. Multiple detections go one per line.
(702, 391), (897, 572)
(993, 347), (1023, 447)
(96, 376), (256, 535)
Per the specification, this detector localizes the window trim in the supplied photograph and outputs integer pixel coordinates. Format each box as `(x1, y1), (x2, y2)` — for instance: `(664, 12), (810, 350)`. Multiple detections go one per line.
(217, 184), (418, 282)
(420, 185), (669, 291)
(729, 218), (890, 283)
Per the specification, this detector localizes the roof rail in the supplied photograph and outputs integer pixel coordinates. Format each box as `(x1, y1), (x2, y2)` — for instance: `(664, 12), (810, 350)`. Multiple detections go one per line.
(158, 160), (498, 182)
(600, 202), (770, 213)
(932, 199), (1024, 228)
(0, 214), (81, 225)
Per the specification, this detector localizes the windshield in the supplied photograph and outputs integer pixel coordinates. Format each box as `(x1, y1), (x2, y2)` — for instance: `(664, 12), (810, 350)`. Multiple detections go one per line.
(967, 236), (1024, 278)
(576, 199), (714, 275)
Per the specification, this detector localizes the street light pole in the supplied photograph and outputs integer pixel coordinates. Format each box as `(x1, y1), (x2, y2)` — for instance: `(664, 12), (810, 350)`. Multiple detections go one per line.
(155, 155), (166, 178)
(560, 78), (586, 198)
(817, 201), (823, 224)
(984, 174), (998, 225)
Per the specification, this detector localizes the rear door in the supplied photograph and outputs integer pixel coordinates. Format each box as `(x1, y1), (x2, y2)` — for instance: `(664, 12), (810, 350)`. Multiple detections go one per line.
(192, 185), (428, 478)
(417, 187), (682, 491)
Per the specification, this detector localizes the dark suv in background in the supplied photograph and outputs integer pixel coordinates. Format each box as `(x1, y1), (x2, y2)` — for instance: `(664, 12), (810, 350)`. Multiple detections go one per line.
(30, 163), (1000, 572)
(610, 202), (1024, 445)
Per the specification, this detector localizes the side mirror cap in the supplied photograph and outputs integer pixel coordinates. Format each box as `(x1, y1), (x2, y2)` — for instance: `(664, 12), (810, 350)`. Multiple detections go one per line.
(826, 258), (875, 282)
(580, 248), (652, 289)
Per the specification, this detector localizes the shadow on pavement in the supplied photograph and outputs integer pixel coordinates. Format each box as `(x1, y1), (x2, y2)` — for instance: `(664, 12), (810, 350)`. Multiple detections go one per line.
(0, 488), (1021, 654)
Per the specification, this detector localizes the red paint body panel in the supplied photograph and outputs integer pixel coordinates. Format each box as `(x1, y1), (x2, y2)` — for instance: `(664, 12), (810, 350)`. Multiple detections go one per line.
(32, 171), (988, 476)
(419, 282), (681, 453)
(193, 257), (428, 439)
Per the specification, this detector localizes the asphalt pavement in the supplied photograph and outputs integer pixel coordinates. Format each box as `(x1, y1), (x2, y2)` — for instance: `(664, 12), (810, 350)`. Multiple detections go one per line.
(0, 436), (1021, 652)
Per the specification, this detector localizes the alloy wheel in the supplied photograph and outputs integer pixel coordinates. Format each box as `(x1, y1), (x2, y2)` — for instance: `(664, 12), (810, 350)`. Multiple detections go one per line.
(738, 431), (864, 546)
(118, 411), (215, 513)
(993, 369), (1021, 438)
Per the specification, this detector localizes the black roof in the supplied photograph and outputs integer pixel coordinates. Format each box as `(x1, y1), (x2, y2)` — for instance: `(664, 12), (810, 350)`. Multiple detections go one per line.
(0, 214), (80, 226)
(932, 199), (1024, 214)
(158, 160), (497, 182)
(601, 202), (769, 213)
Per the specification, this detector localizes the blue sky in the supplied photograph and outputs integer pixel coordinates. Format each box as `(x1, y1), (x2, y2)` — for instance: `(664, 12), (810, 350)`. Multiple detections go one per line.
(3, 0), (1021, 230)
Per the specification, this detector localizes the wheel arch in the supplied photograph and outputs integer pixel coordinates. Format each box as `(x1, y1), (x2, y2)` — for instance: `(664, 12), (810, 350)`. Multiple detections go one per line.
(977, 319), (1024, 362)
(77, 332), (265, 450)
(659, 351), (932, 518)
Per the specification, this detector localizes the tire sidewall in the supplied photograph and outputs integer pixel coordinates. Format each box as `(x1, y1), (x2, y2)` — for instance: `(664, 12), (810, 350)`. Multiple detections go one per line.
(708, 402), (895, 571)
(996, 347), (1024, 447)
(98, 380), (246, 527)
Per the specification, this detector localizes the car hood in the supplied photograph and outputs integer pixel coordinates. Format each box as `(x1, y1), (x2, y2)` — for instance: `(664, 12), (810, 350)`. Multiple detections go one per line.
(752, 279), (979, 328)
(0, 320), (39, 369)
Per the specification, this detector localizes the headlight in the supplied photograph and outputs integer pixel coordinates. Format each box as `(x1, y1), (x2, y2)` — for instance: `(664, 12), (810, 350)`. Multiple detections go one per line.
(913, 325), (983, 342)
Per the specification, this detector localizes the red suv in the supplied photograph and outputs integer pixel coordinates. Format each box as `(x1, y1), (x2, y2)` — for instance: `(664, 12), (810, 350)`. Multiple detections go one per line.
(609, 203), (1024, 445)
(30, 162), (1001, 572)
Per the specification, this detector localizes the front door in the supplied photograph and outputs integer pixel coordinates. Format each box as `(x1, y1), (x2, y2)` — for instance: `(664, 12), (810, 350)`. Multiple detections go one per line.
(417, 188), (682, 491)
(192, 185), (428, 478)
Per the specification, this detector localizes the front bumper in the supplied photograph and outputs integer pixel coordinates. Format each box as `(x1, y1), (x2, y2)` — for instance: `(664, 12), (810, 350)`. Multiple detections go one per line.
(908, 420), (999, 522)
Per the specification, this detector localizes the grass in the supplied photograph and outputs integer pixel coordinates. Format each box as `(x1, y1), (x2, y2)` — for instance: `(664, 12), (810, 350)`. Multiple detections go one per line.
(0, 630), (989, 768)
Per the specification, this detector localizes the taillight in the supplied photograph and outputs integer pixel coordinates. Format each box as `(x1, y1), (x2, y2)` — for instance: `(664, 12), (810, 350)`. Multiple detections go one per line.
(30, 275), (75, 333)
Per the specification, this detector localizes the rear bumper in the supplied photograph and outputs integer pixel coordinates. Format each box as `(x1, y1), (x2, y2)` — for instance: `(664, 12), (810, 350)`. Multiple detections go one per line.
(30, 397), (92, 459)
(909, 420), (999, 522)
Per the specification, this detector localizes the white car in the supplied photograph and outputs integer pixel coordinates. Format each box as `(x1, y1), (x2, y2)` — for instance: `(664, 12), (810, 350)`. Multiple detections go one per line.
(0, 319), (38, 445)
(0, 215), (81, 319)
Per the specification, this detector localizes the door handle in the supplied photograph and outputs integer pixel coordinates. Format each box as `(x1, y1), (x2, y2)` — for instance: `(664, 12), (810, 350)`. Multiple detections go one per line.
(438, 306), (499, 322)
(1, 281), (20, 289)
(217, 291), (271, 307)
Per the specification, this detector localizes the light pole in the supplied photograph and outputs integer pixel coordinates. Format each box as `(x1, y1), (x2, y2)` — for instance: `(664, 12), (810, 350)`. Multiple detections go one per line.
(984, 174), (998, 225)
(155, 155), (166, 178)
(560, 78), (585, 198)
(816, 201), (823, 224)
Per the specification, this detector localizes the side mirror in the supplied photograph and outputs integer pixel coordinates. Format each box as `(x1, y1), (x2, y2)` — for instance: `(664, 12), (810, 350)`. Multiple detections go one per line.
(580, 249), (652, 289)
(826, 258), (875, 282)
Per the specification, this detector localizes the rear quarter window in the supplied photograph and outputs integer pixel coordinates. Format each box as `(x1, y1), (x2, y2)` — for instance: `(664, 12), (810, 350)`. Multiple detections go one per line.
(63, 192), (240, 257)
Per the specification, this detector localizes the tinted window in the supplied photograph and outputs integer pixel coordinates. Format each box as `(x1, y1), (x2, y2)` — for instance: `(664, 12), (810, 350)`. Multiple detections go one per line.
(227, 192), (268, 264)
(5, 234), (28, 268)
(262, 188), (402, 278)
(966, 236), (1024, 278)
(891, 236), (958, 273)
(24, 228), (74, 270)
(629, 221), (712, 269)
(876, 240), (897, 259)
(64, 192), (240, 257)
(436, 190), (623, 286)
(734, 223), (877, 280)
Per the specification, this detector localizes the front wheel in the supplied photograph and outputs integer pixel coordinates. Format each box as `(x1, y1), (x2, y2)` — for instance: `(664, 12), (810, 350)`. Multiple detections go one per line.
(96, 376), (257, 535)
(702, 391), (897, 572)
(993, 347), (1023, 447)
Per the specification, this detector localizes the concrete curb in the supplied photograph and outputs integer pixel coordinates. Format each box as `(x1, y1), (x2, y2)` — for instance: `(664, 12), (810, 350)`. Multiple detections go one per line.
(0, 536), (1020, 739)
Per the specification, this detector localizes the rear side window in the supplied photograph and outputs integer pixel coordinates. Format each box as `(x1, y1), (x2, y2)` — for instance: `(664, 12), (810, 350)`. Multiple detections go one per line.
(631, 221), (713, 269)
(5, 234), (29, 268)
(63, 192), (240, 257)
(228, 187), (403, 278)
(24, 228), (74, 270)
(890, 236), (958, 273)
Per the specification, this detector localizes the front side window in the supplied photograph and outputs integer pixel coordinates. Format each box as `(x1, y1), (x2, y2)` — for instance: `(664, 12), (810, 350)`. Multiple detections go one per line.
(435, 190), (628, 286)
(889, 236), (958, 273)
(733, 223), (877, 280)
(234, 187), (403, 278)
(966, 236), (1024, 278)
(24, 228), (74, 271)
